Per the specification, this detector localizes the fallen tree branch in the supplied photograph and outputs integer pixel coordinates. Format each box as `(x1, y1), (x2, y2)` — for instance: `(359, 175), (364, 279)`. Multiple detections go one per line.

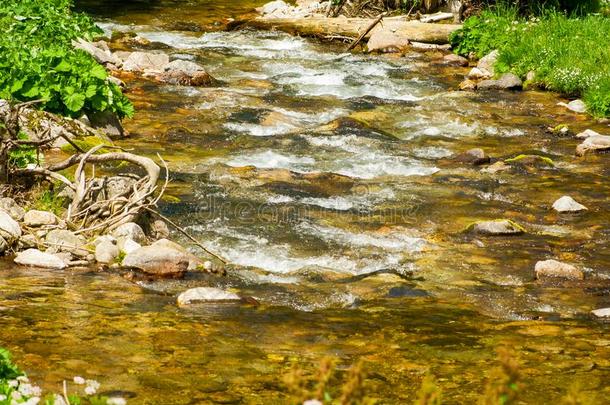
(346, 12), (387, 51)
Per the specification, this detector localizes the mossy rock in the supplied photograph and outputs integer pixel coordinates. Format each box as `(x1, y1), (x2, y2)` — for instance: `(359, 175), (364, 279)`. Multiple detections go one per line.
(505, 154), (555, 167)
(60, 135), (114, 154)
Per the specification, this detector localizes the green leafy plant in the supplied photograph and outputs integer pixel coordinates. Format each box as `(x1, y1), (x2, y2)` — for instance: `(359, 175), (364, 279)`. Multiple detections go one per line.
(0, 0), (133, 119)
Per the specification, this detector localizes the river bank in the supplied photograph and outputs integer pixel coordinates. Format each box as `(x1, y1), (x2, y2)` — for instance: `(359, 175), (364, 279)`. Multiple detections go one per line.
(2, 0), (610, 403)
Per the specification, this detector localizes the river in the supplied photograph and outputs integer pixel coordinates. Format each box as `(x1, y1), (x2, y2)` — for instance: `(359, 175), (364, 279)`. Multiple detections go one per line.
(1, 0), (609, 403)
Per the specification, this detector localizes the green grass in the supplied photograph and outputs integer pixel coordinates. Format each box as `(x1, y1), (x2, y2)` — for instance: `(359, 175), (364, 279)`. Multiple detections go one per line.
(450, 6), (610, 117)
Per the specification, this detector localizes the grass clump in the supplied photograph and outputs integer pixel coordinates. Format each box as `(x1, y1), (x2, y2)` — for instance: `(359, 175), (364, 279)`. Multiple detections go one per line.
(0, 0), (133, 119)
(450, 6), (610, 117)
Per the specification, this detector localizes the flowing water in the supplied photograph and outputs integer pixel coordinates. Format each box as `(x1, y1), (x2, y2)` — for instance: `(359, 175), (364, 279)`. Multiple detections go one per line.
(1, 1), (609, 403)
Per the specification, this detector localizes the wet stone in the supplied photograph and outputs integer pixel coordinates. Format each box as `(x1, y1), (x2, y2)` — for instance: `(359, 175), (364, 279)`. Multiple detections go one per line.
(591, 308), (610, 318)
(552, 196), (587, 213)
(14, 248), (67, 269)
(535, 259), (583, 281)
(467, 220), (524, 236)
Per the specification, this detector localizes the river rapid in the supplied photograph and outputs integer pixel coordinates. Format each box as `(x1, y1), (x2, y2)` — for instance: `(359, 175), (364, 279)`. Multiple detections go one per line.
(1, 0), (609, 403)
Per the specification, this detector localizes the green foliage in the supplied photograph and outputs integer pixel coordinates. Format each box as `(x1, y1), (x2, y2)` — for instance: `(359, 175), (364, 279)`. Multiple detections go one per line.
(32, 189), (66, 216)
(0, 0), (133, 119)
(450, 7), (610, 117)
(0, 348), (23, 381)
(8, 133), (39, 169)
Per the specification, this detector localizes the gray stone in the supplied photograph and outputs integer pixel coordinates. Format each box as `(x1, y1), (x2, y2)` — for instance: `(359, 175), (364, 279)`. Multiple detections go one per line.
(23, 210), (58, 227)
(157, 60), (214, 86)
(95, 240), (120, 264)
(93, 234), (117, 246)
(122, 51), (170, 72)
(177, 287), (240, 306)
(14, 249), (67, 269)
(576, 134), (610, 156)
(591, 308), (610, 318)
(459, 79), (477, 91)
(46, 230), (88, 258)
(552, 196), (587, 213)
(535, 259), (583, 280)
(122, 245), (190, 277)
(477, 50), (499, 75)
(575, 129), (599, 139)
(453, 148), (490, 165)
(72, 38), (123, 67)
(87, 110), (124, 139)
(558, 99), (587, 113)
(151, 238), (204, 271)
(151, 219), (170, 240)
(477, 73), (522, 90)
(112, 222), (147, 245)
(17, 234), (38, 250)
(0, 198), (25, 221)
(260, 0), (289, 15)
(468, 220), (524, 236)
(442, 53), (469, 67)
(0, 210), (22, 242)
(467, 67), (491, 79)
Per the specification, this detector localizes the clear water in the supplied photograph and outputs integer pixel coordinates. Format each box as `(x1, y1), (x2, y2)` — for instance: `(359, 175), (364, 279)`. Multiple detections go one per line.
(1, 1), (609, 403)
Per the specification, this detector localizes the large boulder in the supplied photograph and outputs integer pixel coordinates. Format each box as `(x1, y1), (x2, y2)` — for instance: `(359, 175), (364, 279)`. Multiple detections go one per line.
(535, 259), (583, 280)
(177, 287), (240, 306)
(576, 134), (610, 156)
(14, 249), (67, 269)
(0, 210), (22, 242)
(552, 196), (587, 213)
(466, 220), (524, 236)
(122, 245), (190, 277)
(151, 239), (207, 271)
(477, 73), (522, 91)
(23, 210), (59, 227)
(0, 198), (25, 221)
(122, 51), (170, 73)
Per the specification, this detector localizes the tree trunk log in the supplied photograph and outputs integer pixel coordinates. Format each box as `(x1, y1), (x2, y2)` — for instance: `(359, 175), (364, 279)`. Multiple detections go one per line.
(243, 16), (460, 45)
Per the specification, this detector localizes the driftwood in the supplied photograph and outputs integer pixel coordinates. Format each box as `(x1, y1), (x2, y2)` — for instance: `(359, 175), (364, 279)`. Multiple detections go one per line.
(346, 12), (387, 51)
(245, 17), (461, 45)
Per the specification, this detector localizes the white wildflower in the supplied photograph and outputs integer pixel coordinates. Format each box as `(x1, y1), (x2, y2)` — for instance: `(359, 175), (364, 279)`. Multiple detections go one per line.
(11, 391), (22, 400)
(107, 398), (127, 405)
(8, 380), (18, 388)
(23, 397), (40, 405)
(0, 395), (6, 401)
(52, 395), (68, 405)
(84, 386), (97, 396)
(84, 379), (100, 396)
(303, 400), (323, 405)
(16, 376), (29, 383)
(73, 376), (86, 385)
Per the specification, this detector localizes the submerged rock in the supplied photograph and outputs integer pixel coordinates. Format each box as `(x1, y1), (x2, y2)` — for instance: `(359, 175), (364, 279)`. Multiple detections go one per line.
(452, 148), (490, 165)
(576, 134), (610, 156)
(477, 73), (522, 90)
(535, 259), (583, 280)
(14, 248), (67, 269)
(177, 287), (240, 306)
(122, 245), (189, 277)
(466, 220), (524, 236)
(552, 196), (587, 213)
(0, 198), (25, 222)
(0, 210), (22, 243)
(23, 210), (59, 227)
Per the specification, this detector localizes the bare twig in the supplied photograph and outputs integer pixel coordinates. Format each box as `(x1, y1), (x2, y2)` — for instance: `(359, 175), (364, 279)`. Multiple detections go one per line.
(346, 12), (387, 51)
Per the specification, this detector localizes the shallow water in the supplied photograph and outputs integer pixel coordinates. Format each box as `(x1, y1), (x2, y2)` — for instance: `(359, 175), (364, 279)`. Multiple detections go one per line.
(2, 0), (610, 403)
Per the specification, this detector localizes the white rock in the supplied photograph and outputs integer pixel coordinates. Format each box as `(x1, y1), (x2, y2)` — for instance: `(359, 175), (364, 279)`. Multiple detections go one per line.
(95, 240), (120, 264)
(122, 245), (189, 276)
(122, 52), (170, 72)
(119, 238), (141, 255)
(558, 99), (587, 113)
(0, 198), (25, 221)
(575, 129), (600, 139)
(45, 229), (88, 257)
(177, 287), (240, 306)
(591, 308), (610, 318)
(260, 0), (289, 15)
(112, 222), (147, 245)
(467, 67), (491, 80)
(477, 50), (499, 74)
(0, 210), (22, 242)
(576, 134), (610, 156)
(23, 210), (58, 227)
(535, 259), (583, 280)
(552, 196), (587, 213)
(14, 249), (67, 269)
